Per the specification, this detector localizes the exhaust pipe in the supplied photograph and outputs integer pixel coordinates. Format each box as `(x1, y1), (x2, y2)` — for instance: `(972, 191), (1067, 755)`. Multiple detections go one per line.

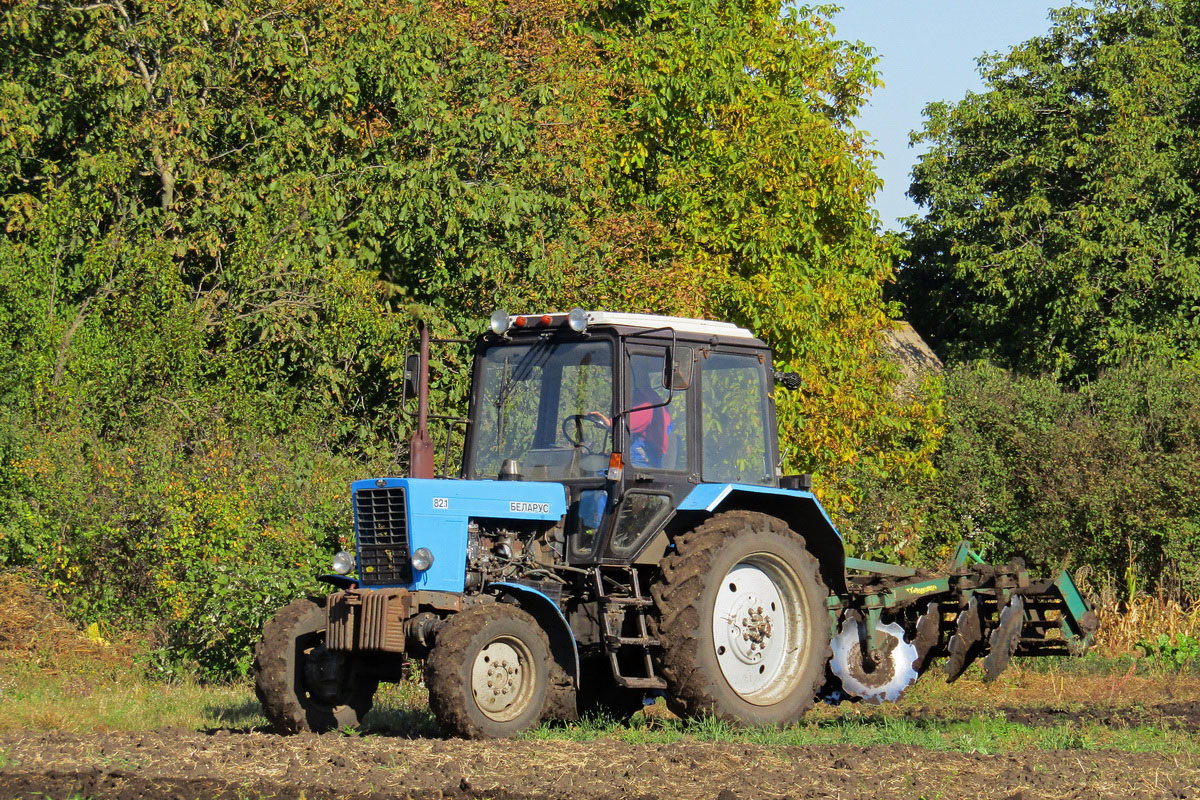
(409, 321), (434, 479)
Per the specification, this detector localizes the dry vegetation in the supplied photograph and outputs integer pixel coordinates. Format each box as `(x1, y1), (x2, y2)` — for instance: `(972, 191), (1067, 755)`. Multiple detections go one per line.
(1095, 592), (1200, 656)
(0, 570), (139, 675)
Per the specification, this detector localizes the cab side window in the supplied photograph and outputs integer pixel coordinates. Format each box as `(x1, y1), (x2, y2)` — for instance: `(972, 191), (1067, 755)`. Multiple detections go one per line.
(700, 352), (772, 485)
(627, 351), (689, 471)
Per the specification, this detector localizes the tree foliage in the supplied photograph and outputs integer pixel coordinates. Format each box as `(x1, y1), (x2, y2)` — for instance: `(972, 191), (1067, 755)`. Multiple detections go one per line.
(898, 360), (1200, 600)
(0, 0), (926, 674)
(899, 0), (1200, 378)
(590, 2), (940, 544)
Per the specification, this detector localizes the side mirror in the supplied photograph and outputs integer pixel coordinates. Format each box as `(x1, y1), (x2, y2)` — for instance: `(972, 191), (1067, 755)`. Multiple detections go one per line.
(665, 346), (693, 391)
(773, 371), (802, 390)
(403, 353), (421, 400)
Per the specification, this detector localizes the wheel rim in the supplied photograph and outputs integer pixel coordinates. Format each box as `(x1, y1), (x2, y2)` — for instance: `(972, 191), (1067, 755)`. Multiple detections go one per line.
(301, 641), (350, 707)
(711, 554), (809, 705)
(470, 635), (536, 722)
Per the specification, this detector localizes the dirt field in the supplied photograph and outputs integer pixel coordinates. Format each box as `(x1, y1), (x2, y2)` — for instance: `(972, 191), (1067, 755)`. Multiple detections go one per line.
(2, 698), (1198, 800)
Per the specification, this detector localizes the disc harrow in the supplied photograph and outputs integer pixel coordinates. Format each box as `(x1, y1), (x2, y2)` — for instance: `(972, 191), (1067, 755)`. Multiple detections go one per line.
(826, 542), (1098, 703)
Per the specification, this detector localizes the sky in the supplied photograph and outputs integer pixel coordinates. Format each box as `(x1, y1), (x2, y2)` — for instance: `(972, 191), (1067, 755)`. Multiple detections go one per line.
(830, 2), (1063, 229)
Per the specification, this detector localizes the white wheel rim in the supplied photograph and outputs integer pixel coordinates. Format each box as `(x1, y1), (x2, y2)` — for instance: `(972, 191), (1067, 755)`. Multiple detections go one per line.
(711, 555), (808, 705)
(470, 636), (535, 722)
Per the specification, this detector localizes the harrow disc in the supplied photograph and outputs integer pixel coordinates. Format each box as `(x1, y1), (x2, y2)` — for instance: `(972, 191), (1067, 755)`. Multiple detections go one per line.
(830, 614), (919, 704)
(944, 595), (984, 683)
(910, 601), (942, 674)
(982, 595), (1025, 682)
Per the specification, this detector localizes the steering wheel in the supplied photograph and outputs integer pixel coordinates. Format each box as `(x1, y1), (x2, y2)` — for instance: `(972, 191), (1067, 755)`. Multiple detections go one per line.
(561, 414), (608, 451)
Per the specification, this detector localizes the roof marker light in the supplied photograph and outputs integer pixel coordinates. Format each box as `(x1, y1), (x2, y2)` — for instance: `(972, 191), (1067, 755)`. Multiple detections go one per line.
(567, 307), (588, 333)
(514, 315), (528, 327)
(540, 314), (552, 325)
(489, 309), (510, 335)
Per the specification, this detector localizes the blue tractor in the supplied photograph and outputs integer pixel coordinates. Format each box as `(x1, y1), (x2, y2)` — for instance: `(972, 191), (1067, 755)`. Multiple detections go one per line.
(254, 310), (1097, 738)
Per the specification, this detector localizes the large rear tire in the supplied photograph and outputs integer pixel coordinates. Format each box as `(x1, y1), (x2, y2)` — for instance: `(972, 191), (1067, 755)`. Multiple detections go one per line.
(425, 603), (560, 739)
(253, 597), (378, 734)
(651, 511), (830, 725)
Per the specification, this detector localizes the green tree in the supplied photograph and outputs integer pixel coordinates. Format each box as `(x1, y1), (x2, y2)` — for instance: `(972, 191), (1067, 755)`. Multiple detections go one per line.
(0, 0), (930, 674)
(588, 2), (942, 544)
(0, 0), (584, 674)
(899, 0), (1200, 378)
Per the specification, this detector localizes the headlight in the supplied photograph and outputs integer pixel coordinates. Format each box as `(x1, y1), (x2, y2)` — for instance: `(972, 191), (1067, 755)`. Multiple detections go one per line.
(567, 307), (589, 333)
(411, 547), (434, 572)
(489, 309), (510, 335)
(331, 550), (355, 575)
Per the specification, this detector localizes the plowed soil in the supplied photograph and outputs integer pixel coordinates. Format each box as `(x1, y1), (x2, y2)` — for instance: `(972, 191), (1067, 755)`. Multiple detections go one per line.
(1, 707), (1198, 800)
(989, 699), (1200, 732)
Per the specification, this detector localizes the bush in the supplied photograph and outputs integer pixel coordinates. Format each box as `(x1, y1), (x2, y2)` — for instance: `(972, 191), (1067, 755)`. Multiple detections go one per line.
(856, 358), (1200, 599)
(0, 404), (383, 679)
(1136, 633), (1200, 671)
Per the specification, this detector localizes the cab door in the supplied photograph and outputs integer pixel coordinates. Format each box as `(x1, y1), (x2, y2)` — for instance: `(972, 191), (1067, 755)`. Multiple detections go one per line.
(599, 344), (696, 563)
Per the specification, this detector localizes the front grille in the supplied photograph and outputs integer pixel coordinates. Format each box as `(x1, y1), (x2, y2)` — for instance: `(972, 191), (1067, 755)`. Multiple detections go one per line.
(354, 486), (411, 585)
(325, 590), (408, 652)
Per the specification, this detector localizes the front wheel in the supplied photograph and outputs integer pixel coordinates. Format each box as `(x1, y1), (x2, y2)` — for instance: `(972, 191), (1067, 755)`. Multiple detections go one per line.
(651, 511), (831, 725)
(425, 603), (556, 738)
(253, 597), (377, 734)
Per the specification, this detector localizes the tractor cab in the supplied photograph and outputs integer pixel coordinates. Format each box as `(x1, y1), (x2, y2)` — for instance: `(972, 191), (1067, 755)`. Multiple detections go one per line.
(463, 310), (780, 565)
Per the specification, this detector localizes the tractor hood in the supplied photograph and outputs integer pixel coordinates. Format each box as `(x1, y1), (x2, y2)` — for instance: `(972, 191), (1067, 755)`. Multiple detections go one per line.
(349, 477), (567, 592)
(353, 477), (568, 521)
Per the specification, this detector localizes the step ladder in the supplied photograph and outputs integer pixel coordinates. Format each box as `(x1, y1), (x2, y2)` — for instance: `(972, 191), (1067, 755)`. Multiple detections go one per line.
(593, 566), (667, 690)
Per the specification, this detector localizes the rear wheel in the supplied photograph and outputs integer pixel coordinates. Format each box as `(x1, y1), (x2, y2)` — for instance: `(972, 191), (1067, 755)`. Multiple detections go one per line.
(651, 511), (830, 725)
(253, 597), (377, 734)
(425, 603), (556, 738)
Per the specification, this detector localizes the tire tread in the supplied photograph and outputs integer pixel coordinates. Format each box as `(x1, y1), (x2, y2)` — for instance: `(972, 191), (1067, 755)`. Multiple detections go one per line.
(651, 511), (831, 724)
(253, 597), (376, 734)
(425, 603), (569, 738)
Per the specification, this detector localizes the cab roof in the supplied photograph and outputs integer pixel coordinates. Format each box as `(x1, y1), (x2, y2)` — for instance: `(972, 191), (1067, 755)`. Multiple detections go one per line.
(501, 310), (758, 341)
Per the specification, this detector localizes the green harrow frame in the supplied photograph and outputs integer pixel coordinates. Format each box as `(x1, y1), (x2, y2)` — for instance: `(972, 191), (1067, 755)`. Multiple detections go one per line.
(824, 542), (1099, 703)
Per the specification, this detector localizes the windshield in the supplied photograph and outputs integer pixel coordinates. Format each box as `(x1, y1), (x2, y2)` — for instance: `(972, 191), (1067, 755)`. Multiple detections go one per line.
(469, 339), (614, 481)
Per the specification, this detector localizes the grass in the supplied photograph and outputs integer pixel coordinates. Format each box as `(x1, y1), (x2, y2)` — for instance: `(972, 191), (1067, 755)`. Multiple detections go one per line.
(0, 655), (266, 733)
(3, 652), (1196, 756)
(1, 572), (1197, 755)
(524, 704), (1200, 755)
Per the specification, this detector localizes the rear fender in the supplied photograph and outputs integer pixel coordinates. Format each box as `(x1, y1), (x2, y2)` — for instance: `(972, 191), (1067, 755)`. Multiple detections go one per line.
(671, 484), (847, 594)
(490, 582), (579, 687)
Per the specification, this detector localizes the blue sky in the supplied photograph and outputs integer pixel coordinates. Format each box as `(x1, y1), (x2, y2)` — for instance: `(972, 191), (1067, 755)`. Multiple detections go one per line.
(829, 2), (1064, 229)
